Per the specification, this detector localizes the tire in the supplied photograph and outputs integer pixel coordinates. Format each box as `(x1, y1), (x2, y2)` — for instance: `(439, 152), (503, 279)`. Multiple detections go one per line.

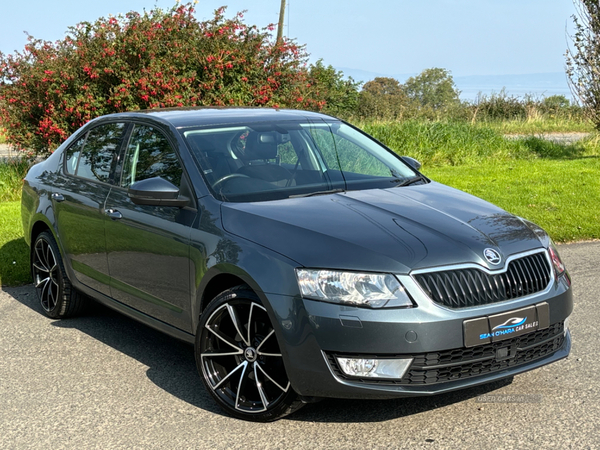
(195, 285), (303, 422)
(32, 231), (85, 319)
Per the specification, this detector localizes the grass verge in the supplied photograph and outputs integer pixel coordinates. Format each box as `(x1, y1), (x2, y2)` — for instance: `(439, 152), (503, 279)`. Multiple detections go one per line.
(360, 120), (600, 166)
(477, 117), (594, 134)
(0, 201), (31, 286)
(0, 159), (29, 202)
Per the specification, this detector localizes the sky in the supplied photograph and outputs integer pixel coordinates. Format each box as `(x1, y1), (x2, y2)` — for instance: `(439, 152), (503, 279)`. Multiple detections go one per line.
(0, 0), (578, 79)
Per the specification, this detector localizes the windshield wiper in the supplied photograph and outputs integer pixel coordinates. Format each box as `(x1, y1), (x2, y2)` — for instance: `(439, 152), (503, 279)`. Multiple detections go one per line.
(289, 188), (346, 199)
(394, 174), (427, 187)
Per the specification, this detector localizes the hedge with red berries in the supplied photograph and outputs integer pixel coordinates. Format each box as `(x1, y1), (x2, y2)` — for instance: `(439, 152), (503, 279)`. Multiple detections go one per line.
(0, 3), (358, 155)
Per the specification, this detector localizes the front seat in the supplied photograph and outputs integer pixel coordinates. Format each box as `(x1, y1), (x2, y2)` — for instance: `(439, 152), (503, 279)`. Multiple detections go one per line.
(236, 132), (292, 185)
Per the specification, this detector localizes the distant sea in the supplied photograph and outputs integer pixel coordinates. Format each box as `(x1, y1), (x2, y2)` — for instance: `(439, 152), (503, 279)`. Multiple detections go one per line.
(337, 68), (573, 102)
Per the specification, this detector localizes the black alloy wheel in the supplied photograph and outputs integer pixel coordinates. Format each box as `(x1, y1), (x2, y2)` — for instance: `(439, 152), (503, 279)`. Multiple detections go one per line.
(196, 286), (303, 421)
(32, 234), (60, 312)
(32, 231), (84, 318)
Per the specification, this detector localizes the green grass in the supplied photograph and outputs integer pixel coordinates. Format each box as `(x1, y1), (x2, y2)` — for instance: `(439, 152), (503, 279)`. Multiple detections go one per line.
(362, 121), (524, 165)
(0, 201), (31, 286)
(1, 159), (32, 286)
(0, 159), (29, 202)
(477, 117), (594, 134)
(360, 120), (600, 166)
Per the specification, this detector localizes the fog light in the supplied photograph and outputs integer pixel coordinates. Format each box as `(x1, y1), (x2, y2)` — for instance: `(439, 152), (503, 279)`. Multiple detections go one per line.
(564, 316), (570, 335)
(336, 357), (413, 379)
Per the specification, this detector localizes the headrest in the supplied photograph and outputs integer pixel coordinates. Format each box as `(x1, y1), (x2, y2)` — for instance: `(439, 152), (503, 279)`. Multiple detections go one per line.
(243, 132), (278, 160)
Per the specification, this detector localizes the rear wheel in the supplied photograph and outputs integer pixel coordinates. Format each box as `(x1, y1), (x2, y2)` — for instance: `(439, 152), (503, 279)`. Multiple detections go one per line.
(195, 286), (303, 421)
(32, 231), (85, 318)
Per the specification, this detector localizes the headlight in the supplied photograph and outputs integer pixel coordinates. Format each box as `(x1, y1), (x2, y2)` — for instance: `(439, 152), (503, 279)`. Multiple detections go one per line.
(548, 240), (566, 276)
(295, 269), (414, 308)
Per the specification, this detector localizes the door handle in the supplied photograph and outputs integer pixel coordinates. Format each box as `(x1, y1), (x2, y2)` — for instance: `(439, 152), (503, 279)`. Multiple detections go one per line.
(51, 193), (65, 202)
(105, 209), (123, 220)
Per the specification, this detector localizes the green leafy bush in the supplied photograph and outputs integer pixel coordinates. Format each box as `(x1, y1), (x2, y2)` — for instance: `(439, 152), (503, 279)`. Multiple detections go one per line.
(0, 3), (350, 155)
(470, 90), (528, 121)
(469, 90), (584, 124)
(355, 70), (462, 121)
(308, 60), (361, 118)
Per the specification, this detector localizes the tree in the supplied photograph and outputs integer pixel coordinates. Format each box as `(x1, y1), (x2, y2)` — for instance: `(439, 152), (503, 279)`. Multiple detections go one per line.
(0, 3), (345, 155)
(363, 77), (404, 97)
(357, 77), (409, 119)
(403, 68), (460, 110)
(566, 1), (600, 128)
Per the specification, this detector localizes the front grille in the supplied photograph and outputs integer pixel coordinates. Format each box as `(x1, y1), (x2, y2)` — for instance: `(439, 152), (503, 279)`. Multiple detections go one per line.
(327, 321), (565, 386)
(413, 251), (552, 308)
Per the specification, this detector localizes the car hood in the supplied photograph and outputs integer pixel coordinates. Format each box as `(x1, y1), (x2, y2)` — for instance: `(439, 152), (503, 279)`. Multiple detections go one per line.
(221, 182), (547, 273)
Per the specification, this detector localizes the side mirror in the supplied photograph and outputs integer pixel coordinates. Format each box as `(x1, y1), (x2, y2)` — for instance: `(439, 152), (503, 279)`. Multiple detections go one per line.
(128, 177), (190, 207)
(401, 156), (422, 171)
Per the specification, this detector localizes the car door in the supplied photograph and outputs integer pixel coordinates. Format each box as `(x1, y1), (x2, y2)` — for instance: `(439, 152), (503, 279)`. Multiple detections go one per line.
(104, 123), (197, 331)
(53, 122), (128, 296)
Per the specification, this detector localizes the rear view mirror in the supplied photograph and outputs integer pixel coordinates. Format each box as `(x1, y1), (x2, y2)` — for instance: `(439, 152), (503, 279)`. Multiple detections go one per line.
(128, 177), (189, 207)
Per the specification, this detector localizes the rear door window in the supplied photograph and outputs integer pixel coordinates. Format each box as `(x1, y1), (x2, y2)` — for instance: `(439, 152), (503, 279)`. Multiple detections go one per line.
(75, 122), (126, 183)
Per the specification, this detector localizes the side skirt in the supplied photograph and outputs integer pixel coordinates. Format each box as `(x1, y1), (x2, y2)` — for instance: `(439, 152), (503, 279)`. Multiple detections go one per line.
(75, 283), (196, 345)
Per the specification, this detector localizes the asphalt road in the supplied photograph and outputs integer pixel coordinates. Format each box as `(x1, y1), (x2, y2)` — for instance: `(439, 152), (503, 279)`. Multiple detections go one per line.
(1, 242), (598, 449)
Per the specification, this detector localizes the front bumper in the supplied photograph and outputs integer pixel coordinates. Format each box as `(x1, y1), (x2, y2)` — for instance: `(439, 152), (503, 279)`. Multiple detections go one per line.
(265, 276), (573, 400)
(323, 324), (570, 397)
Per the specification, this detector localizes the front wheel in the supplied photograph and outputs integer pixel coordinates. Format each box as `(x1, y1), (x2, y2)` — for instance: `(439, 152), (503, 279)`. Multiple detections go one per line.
(32, 231), (85, 318)
(195, 286), (303, 421)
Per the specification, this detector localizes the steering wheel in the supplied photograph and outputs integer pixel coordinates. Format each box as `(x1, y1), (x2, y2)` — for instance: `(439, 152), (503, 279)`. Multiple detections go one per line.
(212, 173), (250, 190)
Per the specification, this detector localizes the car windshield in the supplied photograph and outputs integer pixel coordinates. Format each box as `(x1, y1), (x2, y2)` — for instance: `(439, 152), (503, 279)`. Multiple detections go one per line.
(182, 119), (420, 202)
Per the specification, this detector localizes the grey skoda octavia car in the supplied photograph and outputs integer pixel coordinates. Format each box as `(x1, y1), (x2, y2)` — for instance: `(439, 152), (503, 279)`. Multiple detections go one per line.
(21, 108), (572, 421)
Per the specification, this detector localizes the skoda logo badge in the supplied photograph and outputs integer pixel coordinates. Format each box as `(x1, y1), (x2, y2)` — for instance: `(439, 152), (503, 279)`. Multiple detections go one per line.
(484, 248), (502, 265)
(244, 347), (258, 362)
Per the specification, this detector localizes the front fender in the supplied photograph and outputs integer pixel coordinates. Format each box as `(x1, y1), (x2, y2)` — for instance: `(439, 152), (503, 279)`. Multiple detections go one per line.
(191, 234), (301, 332)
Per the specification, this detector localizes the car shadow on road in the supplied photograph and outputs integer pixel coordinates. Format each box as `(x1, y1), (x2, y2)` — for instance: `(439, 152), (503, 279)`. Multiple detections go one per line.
(5, 284), (513, 424)
(289, 378), (512, 423)
(5, 284), (226, 418)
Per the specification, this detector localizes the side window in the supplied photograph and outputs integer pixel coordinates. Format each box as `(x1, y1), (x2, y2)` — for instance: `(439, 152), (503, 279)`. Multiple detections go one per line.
(76, 122), (126, 183)
(64, 135), (86, 174)
(121, 125), (183, 188)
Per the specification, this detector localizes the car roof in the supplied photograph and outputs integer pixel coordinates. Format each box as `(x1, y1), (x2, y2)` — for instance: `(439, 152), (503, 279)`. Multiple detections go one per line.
(94, 107), (338, 129)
